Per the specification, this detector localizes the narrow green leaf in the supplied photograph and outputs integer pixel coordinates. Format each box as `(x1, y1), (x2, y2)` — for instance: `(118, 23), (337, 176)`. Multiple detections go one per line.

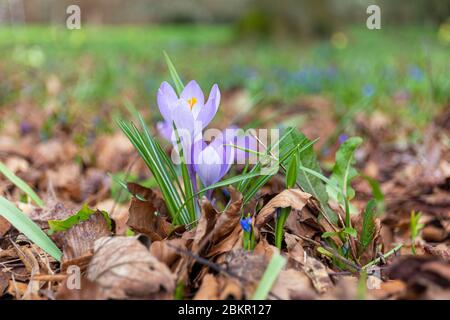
(286, 130), (338, 224)
(0, 197), (62, 261)
(363, 175), (385, 214)
(252, 251), (286, 300)
(163, 51), (184, 95)
(118, 119), (190, 225)
(360, 200), (377, 251)
(0, 162), (44, 208)
(285, 153), (297, 189)
(343, 226), (358, 238)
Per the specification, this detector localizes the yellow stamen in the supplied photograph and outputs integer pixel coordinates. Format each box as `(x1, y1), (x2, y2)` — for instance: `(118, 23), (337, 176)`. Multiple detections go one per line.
(187, 97), (197, 110)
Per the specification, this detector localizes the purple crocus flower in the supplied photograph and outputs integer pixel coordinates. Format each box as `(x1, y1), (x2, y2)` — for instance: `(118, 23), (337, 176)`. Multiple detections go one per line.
(156, 80), (221, 144)
(223, 126), (258, 164)
(240, 216), (252, 233)
(192, 133), (234, 196)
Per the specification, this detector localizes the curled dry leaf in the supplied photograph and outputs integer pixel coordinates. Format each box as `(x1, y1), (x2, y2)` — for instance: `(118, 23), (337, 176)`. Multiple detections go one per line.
(57, 211), (112, 271)
(193, 187), (243, 259)
(126, 183), (171, 241)
(211, 187), (243, 243)
(87, 236), (176, 299)
(284, 233), (305, 265)
(192, 199), (217, 254)
(255, 189), (311, 228)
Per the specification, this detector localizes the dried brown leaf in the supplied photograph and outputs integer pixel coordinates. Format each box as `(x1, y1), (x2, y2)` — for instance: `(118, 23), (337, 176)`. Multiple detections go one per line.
(303, 253), (333, 294)
(270, 269), (317, 300)
(256, 189), (311, 228)
(87, 236), (176, 299)
(193, 274), (220, 300)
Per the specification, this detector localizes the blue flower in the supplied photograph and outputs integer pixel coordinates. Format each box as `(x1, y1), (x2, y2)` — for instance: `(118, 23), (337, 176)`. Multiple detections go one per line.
(362, 84), (375, 98)
(338, 134), (348, 144)
(240, 216), (252, 233)
(408, 66), (424, 81)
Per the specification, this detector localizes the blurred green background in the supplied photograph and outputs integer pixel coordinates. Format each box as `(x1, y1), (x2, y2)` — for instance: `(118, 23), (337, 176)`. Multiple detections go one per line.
(0, 0), (448, 140)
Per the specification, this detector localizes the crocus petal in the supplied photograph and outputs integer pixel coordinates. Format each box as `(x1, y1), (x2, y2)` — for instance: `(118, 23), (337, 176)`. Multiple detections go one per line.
(222, 127), (257, 163)
(191, 139), (206, 166)
(157, 81), (178, 123)
(235, 134), (257, 163)
(194, 145), (223, 188)
(181, 80), (205, 111)
(171, 99), (195, 136)
(196, 84), (220, 129)
(156, 121), (172, 141)
(219, 141), (235, 178)
(169, 99), (196, 157)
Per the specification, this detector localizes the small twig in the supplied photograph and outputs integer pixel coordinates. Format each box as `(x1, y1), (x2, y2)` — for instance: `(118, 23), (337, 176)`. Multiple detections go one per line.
(319, 241), (361, 272)
(31, 274), (67, 282)
(362, 244), (403, 270)
(166, 243), (248, 283)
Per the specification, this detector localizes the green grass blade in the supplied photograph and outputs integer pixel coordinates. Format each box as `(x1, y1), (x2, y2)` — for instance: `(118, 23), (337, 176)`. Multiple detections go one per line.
(118, 119), (191, 225)
(252, 252), (286, 300)
(0, 197), (62, 261)
(0, 162), (44, 208)
(163, 51), (184, 95)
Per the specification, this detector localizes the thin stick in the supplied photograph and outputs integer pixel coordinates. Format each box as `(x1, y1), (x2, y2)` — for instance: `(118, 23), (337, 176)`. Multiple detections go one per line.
(362, 244), (403, 270)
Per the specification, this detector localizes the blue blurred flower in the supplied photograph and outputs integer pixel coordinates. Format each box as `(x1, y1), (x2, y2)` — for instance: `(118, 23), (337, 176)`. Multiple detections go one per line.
(240, 216), (252, 233)
(408, 66), (424, 81)
(338, 134), (349, 144)
(362, 84), (375, 98)
(20, 121), (32, 135)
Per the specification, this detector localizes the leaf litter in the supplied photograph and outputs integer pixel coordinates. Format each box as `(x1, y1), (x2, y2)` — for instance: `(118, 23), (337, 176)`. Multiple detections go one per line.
(0, 92), (449, 301)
